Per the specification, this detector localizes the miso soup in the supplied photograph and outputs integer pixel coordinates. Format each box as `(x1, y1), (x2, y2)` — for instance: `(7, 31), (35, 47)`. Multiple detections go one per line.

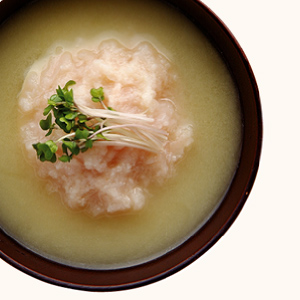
(0, 0), (242, 268)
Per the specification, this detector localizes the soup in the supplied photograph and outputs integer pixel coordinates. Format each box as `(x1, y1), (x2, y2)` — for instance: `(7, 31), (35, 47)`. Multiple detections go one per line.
(0, 0), (242, 268)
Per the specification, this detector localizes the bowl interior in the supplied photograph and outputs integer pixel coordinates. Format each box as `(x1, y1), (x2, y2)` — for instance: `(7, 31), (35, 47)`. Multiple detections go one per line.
(0, 0), (262, 291)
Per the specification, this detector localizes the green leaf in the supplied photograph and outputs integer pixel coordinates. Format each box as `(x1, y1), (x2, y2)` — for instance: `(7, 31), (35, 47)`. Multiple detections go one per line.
(63, 80), (76, 90)
(96, 132), (108, 140)
(45, 128), (53, 137)
(91, 97), (99, 103)
(67, 120), (74, 132)
(33, 82), (117, 164)
(32, 143), (40, 153)
(33, 142), (57, 162)
(39, 154), (46, 162)
(90, 87), (104, 98)
(45, 140), (58, 154)
(85, 139), (93, 148)
(78, 114), (88, 123)
(52, 107), (60, 119)
(43, 147), (52, 158)
(80, 139), (93, 153)
(90, 87), (104, 102)
(64, 90), (74, 103)
(56, 86), (64, 99)
(59, 155), (71, 163)
(75, 128), (90, 140)
(57, 116), (73, 133)
(50, 154), (57, 163)
(55, 119), (65, 132)
(62, 142), (68, 154)
(93, 125), (100, 131)
(48, 94), (62, 105)
(65, 111), (79, 120)
(59, 116), (68, 124)
(39, 114), (52, 131)
(43, 105), (53, 116)
(63, 141), (80, 155)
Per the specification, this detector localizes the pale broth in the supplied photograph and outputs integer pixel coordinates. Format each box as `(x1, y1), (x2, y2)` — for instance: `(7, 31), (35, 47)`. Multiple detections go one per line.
(0, 0), (242, 268)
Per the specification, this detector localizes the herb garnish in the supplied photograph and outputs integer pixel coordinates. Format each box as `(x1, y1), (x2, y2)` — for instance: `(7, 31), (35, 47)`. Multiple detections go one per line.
(33, 81), (168, 163)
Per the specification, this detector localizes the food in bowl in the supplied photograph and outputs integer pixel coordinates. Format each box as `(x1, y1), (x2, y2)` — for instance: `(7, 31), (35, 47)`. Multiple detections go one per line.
(19, 39), (194, 216)
(0, 0), (260, 290)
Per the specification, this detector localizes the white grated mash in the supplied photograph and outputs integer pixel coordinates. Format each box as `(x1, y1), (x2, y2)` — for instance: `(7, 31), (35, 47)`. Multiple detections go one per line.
(19, 39), (193, 216)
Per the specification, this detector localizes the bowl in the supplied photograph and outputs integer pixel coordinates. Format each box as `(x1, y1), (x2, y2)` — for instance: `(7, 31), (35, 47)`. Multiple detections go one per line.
(0, 0), (262, 291)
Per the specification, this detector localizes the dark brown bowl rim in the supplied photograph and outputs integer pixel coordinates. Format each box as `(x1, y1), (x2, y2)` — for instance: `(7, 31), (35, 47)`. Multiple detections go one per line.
(0, 0), (262, 292)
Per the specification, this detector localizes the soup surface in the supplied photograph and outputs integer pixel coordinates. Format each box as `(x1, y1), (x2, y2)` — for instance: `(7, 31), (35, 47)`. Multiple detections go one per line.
(0, 0), (242, 268)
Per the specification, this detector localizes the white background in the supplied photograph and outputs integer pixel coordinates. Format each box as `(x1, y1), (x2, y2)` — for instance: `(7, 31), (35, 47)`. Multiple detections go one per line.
(1, 0), (299, 299)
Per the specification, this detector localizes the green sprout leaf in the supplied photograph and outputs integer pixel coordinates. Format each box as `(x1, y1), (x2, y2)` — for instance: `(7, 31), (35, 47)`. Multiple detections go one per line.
(64, 90), (74, 104)
(85, 139), (93, 148)
(62, 141), (80, 155)
(43, 104), (54, 116)
(48, 94), (62, 106)
(59, 155), (71, 162)
(39, 113), (52, 131)
(32, 81), (118, 163)
(56, 86), (65, 99)
(32, 141), (57, 163)
(65, 112), (79, 120)
(96, 132), (108, 140)
(63, 80), (76, 90)
(45, 140), (58, 154)
(75, 128), (90, 140)
(78, 114), (88, 123)
(90, 87), (104, 102)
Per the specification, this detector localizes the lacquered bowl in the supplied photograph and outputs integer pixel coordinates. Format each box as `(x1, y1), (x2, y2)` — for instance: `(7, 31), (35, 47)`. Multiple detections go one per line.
(0, 0), (262, 291)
